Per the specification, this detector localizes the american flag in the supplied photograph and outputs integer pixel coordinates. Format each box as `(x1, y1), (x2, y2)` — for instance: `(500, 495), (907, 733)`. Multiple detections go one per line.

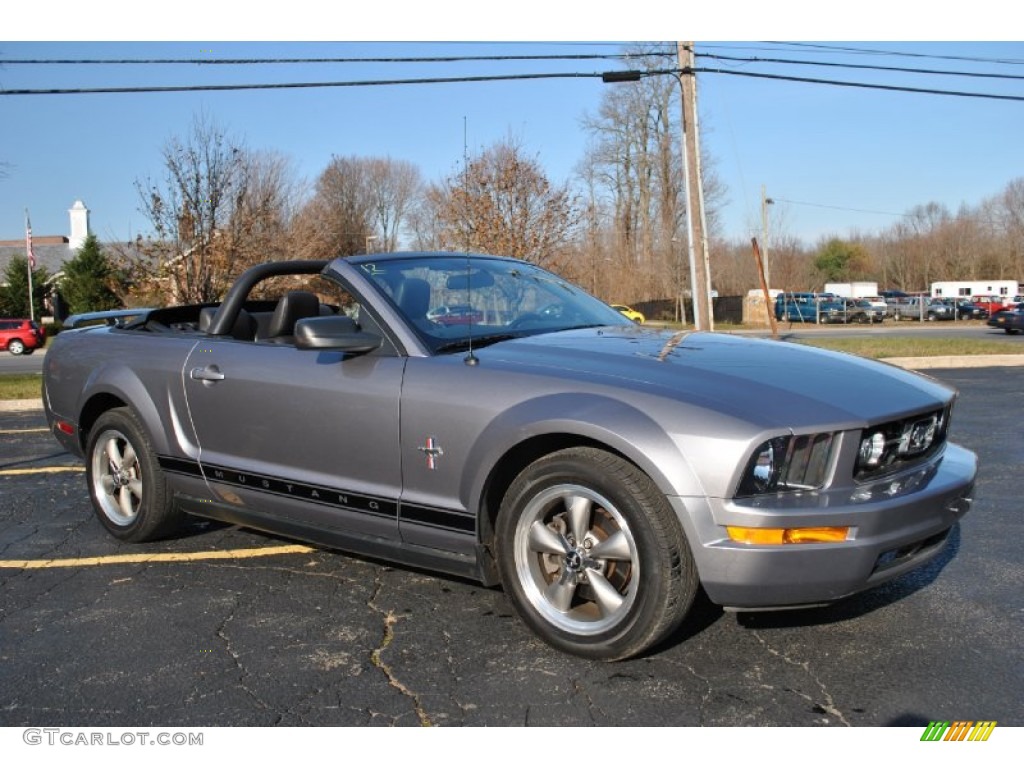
(25, 212), (36, 269)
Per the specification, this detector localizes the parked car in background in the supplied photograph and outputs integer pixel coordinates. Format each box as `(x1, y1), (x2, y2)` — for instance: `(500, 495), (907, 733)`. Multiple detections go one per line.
(971, 295), (1012, 318)
(887, 297), (954, 321)
(842, 299), (886, 324)
(425, 304), (484, 326)
(610, 304), (645, 324)
(862, 296), (889, 315)
(879, 290), (910, 301)
(41, 252), (977, 660)
(938, 299), (988, 320)
(0, 318), (46, 355)
(987, 304), (1024, 334)
(774, 293), (847, 324)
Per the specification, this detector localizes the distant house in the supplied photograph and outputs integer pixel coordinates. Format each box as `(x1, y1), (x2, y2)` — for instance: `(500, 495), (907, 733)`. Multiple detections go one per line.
(0, 200), (92, 282)
(930, 280), (1022, 300)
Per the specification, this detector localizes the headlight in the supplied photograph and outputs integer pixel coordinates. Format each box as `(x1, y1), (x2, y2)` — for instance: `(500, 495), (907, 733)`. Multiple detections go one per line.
(739, 437), (788, 495)
(736, 433), (834, 497)
(858, 431), (886, 468)
(854, 407), (950, 480)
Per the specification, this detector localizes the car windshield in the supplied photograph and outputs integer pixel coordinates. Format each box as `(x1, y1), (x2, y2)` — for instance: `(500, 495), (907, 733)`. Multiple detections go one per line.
(357, 255), (631, 354)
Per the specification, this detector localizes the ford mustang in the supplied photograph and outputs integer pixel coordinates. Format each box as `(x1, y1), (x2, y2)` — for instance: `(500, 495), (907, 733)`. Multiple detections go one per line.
(43, 253), (977, 660)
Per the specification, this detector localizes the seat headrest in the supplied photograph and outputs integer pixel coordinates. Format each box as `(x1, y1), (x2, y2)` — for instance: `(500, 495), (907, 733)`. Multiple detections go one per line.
(268, 291), (321, 338)
(393, 278), (432, 321)
(200, 306), (256, 340)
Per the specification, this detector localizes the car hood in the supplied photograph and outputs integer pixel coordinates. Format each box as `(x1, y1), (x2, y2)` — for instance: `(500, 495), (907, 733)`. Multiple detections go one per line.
(477, 327), (953, 430)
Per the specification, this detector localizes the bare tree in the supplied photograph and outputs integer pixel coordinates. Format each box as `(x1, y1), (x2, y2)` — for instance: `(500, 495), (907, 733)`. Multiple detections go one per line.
(365, 157), (422, 251)
(425, 137), (579, 270)
(134, 113), (247, 302)
(292, 155), (373, 260)
(577, 43), (727, 304)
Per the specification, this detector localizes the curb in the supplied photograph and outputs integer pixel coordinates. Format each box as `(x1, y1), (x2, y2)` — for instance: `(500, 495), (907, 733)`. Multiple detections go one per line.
(0, 399), (46, 412)
(880, 354), (1024, 369)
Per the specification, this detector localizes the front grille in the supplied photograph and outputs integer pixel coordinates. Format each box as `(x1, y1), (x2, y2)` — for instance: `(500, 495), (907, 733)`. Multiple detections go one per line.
(855, 406), (950, 482)
(782, 432), (834, 490)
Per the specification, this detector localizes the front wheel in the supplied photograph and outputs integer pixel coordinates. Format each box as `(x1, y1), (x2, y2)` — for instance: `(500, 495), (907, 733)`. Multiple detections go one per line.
(8, 339), (25, 355)
(495, 447), (698, 660)
(86, 407), (183, 542)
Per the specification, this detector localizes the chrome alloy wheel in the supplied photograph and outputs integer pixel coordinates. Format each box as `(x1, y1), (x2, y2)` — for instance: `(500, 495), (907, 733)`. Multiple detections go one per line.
(90, 428), (144, 526)
(512, 484), (639, 636)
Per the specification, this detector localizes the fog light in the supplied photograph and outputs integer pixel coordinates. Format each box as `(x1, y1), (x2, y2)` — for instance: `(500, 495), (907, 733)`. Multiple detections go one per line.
(727, 526), (851, 545)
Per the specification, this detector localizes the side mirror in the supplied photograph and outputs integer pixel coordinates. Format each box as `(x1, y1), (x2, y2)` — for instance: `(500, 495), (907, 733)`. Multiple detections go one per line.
(294, 316), (382, 354)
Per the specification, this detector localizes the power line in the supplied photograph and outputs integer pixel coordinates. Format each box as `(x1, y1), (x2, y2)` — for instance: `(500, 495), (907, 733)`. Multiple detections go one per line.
(761, 41), (1024, 67)
(771, 198), (911, 218)
(0, 69), (655, 96)
(692, 67), (1024, 102)
(698, 52), (1024, 82)
(0, 52), (675, 66)
(3, 63), (1022, 103)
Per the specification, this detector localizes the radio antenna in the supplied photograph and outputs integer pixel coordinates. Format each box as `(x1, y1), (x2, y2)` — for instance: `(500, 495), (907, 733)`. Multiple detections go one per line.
(463, 116), (479, 366)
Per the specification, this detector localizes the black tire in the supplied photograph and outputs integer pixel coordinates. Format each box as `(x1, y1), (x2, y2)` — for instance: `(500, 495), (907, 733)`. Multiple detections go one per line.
(495, 447), (698, 660)
(8, 339), (25, 355)
(85, 407), (183, 542)
(1006, 328), (1019, 335)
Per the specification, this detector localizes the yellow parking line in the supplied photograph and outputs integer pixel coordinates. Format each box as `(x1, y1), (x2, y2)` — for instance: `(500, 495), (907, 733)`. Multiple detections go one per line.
(0, 466), (85, 475)
(0, 428), (50, 434)
(0, 544), (317, 569)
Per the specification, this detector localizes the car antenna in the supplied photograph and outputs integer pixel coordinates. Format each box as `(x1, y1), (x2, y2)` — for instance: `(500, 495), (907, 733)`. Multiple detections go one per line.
(462, 116), (479, 367)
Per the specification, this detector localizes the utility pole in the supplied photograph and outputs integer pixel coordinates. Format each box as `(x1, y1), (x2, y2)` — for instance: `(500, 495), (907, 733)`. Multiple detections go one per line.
(761, 186), (774, 290)
(678, 41), (713, 331)
(24, 210), (36, 322)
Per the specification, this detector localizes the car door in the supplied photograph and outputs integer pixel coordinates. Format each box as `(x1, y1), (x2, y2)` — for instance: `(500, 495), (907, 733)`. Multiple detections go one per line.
(183, 314), (405, 541)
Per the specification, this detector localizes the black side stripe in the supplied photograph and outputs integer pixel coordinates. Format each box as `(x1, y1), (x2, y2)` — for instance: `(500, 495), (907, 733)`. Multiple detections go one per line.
(401, 503), (476, 533)
(157, 456), (475, 534)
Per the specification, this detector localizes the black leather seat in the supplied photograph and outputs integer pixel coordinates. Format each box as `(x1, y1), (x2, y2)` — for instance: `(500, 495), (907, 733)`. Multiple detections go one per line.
(199, 306), (256, 340)
(265, 291), (321, 344)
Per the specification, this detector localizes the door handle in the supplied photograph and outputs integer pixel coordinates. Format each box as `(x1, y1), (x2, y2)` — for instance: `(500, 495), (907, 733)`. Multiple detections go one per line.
(190, 366), (225, 382)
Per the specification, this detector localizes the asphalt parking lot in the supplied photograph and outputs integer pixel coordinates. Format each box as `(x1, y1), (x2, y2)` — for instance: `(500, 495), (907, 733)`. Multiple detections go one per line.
(0, 368), (1020, 728)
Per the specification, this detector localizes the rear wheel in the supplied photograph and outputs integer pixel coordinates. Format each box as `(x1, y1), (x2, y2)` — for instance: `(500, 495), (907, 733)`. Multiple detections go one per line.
(86, 408), (183, 542)
(8, 339), (25, 355)
(496, 447), (698, 660)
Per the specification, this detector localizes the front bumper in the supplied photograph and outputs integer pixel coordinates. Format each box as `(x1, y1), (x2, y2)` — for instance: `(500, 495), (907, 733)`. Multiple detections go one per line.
(669, 443), (977, 609)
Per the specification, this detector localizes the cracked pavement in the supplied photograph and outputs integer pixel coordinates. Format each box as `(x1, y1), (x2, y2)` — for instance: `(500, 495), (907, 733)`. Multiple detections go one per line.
(1, 369), (1021, 727)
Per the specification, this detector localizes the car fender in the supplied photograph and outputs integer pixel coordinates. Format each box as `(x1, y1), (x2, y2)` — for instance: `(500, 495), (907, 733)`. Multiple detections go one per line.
(460, 392), (706, 516)
(74, 355), (198, 459)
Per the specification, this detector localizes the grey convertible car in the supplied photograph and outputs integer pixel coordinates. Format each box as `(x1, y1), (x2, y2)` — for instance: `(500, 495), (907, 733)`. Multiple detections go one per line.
(43, 253), (977, 660)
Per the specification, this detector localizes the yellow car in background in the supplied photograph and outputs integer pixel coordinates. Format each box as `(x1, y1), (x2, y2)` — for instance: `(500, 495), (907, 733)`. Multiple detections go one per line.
(611, 304), (645, 324)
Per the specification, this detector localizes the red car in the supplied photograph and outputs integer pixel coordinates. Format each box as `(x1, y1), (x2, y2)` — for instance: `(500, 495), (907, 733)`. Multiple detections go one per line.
(427, 304), (484, 326)
(971, 295), (1012, 317)
(0, 318), (46, 355)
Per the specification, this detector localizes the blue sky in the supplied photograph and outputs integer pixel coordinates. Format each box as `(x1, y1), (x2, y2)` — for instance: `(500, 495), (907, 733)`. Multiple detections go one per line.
(2, 4), (1020, 251)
